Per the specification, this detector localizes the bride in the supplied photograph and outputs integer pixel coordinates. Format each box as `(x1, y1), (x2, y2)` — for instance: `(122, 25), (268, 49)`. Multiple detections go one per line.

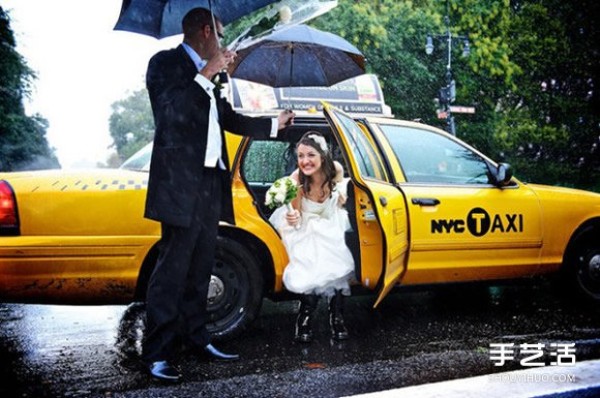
(269, 131), (355, 342)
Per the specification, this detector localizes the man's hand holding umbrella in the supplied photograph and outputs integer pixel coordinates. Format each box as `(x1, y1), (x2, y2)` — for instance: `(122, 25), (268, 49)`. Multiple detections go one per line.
(278, 108), (296, 129)
(199, 48), (237, 81)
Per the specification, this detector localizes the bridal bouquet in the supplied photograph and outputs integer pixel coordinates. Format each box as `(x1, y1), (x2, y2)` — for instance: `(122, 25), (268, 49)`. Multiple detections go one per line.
(265, 176), (298, 213)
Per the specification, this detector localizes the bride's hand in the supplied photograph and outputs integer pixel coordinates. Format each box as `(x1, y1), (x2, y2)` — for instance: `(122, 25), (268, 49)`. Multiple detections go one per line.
(285, 209), (301, 227)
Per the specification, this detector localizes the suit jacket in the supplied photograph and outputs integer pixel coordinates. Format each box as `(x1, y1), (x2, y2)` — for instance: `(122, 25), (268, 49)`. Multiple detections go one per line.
(144, 45), (273, 227)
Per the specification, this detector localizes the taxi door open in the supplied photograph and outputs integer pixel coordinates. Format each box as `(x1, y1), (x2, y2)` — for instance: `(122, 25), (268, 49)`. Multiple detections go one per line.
(323, 103), (409, 307)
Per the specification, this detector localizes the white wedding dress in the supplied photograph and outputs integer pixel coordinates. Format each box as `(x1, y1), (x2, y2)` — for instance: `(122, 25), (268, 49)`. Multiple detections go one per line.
(269, 184), (355, 298)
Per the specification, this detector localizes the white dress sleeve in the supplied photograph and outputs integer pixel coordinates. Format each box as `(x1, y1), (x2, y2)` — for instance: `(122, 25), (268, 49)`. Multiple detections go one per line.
(336, 177), (350, 203)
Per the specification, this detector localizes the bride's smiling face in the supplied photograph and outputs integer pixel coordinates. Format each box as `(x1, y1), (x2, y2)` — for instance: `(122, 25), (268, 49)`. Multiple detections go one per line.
(297, 143), (322, 176)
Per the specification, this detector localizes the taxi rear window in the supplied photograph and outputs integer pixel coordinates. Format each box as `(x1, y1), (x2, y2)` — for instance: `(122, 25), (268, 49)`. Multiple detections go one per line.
(243, 141), (295, 184)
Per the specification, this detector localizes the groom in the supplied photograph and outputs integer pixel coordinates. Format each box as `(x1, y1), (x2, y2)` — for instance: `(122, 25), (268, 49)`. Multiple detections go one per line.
(143, 7), (295, 382)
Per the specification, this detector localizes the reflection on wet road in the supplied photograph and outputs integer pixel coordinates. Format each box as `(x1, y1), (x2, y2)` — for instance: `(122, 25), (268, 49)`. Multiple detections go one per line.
(1, 281), (599, 397)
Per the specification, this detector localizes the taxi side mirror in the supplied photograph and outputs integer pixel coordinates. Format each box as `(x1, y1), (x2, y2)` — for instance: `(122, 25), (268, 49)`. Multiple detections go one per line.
(490, 162), (513, 187)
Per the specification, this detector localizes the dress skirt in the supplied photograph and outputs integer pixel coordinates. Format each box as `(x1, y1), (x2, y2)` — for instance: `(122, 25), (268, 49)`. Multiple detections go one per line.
(269, 189), (355, 298)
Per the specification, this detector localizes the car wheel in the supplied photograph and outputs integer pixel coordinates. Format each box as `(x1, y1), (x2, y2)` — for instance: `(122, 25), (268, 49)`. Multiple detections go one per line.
(205, 236), (264, 341)
(115, 302), (146, 358)
(566, 229), (600, 302)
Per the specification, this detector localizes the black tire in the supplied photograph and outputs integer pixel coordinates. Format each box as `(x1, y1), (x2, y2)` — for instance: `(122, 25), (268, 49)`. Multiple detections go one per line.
(115, 302), (146, 358)
(564, 228), (600, 302)
(205, 236), (264, 341)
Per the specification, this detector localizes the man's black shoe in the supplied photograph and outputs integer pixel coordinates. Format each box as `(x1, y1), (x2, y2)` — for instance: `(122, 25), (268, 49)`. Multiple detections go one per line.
(148, 360), (181, 382)
(203, 343), (239, 361)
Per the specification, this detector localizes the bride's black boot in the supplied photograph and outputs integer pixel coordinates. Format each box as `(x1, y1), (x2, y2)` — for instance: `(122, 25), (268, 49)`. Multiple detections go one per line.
(295, 295), (319, 343)
(329, 291), (349, 341)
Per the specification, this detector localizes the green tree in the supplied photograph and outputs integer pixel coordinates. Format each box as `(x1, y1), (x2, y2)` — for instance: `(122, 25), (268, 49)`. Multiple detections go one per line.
(0, 6), (59, 171)
(108, 88), (154, 163)
(498, 0), (600, 189)
(441, 0), (522, 154)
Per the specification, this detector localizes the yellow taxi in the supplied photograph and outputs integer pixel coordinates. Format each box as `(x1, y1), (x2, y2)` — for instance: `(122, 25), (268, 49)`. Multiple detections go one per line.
(1, 102), (600, 340)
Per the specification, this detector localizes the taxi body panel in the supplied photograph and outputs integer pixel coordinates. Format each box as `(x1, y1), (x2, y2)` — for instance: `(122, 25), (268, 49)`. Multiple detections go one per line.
(531, 184), (600, 268)
(0, 169), (157, 303)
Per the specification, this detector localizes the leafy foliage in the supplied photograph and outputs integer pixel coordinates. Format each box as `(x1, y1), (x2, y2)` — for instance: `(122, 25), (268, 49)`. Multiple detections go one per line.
(492, 0), (599, 189)
(108, 88), (154, 163)
(0, 6), (59, 171)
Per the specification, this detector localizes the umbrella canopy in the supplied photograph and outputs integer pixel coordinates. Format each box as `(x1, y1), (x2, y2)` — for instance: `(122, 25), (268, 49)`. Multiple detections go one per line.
(227, 24), (366, 87)
(114, 0), (280, 39)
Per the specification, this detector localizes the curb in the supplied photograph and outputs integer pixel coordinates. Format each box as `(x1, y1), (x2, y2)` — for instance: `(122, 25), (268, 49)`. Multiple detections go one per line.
(344, 359), (600, 398)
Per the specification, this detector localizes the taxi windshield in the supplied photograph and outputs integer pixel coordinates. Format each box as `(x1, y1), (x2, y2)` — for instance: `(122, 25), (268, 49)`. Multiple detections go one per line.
(120, 143), (152, 172)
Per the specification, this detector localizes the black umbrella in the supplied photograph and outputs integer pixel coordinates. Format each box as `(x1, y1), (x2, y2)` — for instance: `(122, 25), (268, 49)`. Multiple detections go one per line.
(227, 24), (366, 88)
(114, 0), (281, 39)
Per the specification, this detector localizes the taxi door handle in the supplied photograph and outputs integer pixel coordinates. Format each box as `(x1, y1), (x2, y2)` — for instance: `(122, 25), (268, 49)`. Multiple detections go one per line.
(379, 196), (388, 206)
(411, 198), (440, 206)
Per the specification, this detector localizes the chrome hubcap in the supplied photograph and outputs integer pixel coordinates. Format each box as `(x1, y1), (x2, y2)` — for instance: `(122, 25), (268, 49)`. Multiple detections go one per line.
(588, 254), (600, 281)
(207, 275), (225, 305)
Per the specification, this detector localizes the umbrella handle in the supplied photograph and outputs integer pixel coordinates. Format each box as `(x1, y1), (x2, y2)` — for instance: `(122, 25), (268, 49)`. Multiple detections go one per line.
(287, 45), (294, 110)
(218, 71), (229, 83)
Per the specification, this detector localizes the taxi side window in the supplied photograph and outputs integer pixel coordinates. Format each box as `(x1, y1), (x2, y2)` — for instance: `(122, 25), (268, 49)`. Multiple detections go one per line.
(336, 113), (388, 182)
(380, 125), (491, 185)
(243, 141), (291, 184)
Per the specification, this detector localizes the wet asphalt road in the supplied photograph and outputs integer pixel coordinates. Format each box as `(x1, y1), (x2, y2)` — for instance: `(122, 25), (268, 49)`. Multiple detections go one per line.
(1, 280), (599, 398)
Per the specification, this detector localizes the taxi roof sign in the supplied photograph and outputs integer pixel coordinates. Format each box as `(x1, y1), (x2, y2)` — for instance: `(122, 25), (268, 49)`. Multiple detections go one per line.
(229, 74), (391, 116)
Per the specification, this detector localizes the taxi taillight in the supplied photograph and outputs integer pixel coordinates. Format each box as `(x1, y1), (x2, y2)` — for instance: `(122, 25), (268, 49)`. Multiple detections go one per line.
(0, 180), (20, 236)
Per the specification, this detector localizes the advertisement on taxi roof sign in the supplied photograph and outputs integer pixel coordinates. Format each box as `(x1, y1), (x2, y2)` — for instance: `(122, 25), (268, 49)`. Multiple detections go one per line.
(230, 74), (391, 116)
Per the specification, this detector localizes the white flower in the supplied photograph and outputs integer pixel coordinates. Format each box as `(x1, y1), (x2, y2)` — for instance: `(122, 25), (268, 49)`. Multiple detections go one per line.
(308, 134), (328, 152)
(274, 192), (285, 203)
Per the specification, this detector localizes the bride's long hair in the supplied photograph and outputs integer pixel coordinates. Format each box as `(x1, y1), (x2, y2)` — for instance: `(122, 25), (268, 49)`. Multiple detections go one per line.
(296, 131), (336, 198)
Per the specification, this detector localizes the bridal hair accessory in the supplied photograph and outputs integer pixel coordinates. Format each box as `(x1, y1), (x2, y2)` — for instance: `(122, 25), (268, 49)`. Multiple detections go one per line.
(308, 134), (328, 153)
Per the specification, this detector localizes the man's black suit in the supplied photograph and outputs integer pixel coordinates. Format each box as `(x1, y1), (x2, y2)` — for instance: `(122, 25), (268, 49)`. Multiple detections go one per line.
(143, 44), (273, 363)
